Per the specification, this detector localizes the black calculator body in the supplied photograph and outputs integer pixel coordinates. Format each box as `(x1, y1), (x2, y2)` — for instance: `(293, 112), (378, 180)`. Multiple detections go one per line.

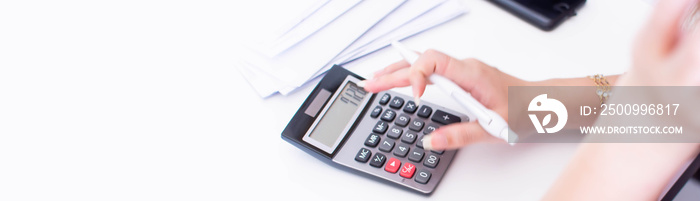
(282, 65), (468, 194)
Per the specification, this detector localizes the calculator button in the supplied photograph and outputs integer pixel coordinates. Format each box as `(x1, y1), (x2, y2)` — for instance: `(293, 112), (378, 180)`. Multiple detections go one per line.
(395, 115), (410, 127)
(379, 93), (391, 105)
(364, 134), (380, 147)
(401, 132), (417, 144)
(409, 119), (424, 132)
(417, 105), (433, 118)
(370, 153), (386, 168)
(378, 139), (395, 152)
(373, 121), (388, 134)
(380, 110), (396, 122)
(400, 162), (416, 179)
(424, 124), (439, 134)
(432, 110), (461, 125)
(424, 153), (440, 168)
(408, 149), (424, 162)
(431, 149), (445, 155)
(415, 169), (431, 184)
(387, 126), (403, 139)
(403, 101), (417, 114)
(416, 135), (425, 149)
(385, 157), (401, 173)
(389, 97), (404, 109)
(393, 144), (410, 157)
(370, 106), (382, 118)
(355, 148), (371, 163)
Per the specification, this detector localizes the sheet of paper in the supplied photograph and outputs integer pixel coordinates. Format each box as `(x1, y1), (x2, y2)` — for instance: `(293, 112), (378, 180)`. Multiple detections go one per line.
(238, 0), (469, 98)
(339, 0), (469, 65)
(271, 0), (330, 40)
(291, 0), (469, 94)
(240, 0), (406, 90)
(251, 0), (361, 58)
(330, 0), (446, 66)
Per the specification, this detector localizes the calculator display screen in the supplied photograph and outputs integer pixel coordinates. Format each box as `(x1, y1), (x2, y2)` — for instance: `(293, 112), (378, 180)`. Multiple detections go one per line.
(308, 81), (368, 150)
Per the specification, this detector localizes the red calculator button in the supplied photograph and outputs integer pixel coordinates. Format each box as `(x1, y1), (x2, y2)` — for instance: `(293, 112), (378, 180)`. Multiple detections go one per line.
(400, 162), (416, 178)
(385, 158), (401, 173)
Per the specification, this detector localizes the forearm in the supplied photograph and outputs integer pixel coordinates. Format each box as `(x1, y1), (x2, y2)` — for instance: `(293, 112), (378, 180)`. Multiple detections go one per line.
(531, 75), (621, 129)
(544, 143), (700, 201)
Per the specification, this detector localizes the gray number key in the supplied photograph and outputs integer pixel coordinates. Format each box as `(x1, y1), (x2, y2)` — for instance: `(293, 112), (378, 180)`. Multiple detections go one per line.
(408, 149), (424, 162)
(409, 119), (424, 132)
(393, 144), (410, 157)
(424, 124), (439, 134)
(401, 132), (417, 144)
(387, 126), (403, 139)
(424, 153), (440, 168)
(415, 169), (431, 184)
(395, 114), (410, 127)
(378, 139), (395, 152)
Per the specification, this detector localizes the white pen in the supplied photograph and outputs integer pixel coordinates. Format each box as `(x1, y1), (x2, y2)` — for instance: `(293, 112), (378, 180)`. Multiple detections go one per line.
(390, 41), (518, 147)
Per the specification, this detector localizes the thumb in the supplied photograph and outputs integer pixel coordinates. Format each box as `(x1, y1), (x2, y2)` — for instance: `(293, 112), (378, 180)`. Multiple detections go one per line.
(423, 121), (503, 150)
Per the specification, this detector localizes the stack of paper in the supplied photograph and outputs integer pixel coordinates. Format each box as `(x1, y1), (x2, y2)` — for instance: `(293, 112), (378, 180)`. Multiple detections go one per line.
(237, 0), (469, 98)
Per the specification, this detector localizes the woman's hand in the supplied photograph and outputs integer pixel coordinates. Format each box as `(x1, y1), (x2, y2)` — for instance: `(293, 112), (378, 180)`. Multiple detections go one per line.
(362, 49), (528, 149)
(545, 1), (700, 200)
(621, 0), (700, 86)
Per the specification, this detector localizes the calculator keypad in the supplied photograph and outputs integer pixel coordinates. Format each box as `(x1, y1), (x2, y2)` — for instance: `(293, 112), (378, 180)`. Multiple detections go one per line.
(337, 91), (466, 194)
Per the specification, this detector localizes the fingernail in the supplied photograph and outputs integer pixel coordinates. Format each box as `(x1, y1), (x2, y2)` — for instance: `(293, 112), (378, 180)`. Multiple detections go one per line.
(357, 81), (366, 87)
(414, 95), (421, 106)
(422, 135), (432, 150)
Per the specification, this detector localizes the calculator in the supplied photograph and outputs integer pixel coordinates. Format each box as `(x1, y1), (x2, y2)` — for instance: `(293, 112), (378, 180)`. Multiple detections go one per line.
(282, 65), (468, 194)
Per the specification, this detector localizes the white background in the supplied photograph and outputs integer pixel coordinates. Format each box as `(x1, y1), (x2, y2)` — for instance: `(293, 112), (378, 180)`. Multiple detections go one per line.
(0, 0), (655, 200)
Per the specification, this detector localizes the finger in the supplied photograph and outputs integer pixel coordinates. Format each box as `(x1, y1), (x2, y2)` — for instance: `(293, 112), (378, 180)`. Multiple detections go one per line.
(409, 49), (455, 101)
(409, 68), (428, 104)
(423, 121), (504, 150)
(362, 68), (411, 93)
(636, 0), (695, 58)
(373, 60), (410, 77)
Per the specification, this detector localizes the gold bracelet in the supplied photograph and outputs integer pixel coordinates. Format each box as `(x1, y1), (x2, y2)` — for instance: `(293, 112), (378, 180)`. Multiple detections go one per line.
(589, 74), (611, 105)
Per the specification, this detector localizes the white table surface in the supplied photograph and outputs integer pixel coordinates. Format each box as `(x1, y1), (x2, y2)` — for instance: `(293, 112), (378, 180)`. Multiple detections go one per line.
(0, 0), (652, 200)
